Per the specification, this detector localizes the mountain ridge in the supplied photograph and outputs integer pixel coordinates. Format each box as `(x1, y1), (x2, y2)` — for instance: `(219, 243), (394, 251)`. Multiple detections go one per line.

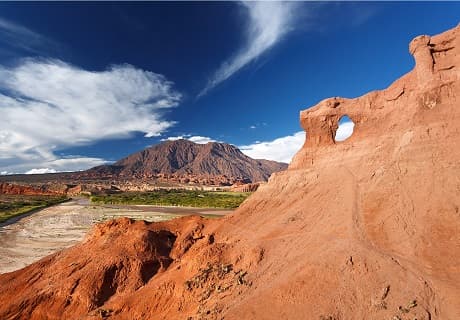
(76, 139), (287, 185)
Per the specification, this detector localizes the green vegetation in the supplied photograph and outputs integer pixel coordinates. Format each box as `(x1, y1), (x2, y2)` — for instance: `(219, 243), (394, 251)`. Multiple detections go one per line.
(0, 195), (69, 224)
(90, 189), (251, 209)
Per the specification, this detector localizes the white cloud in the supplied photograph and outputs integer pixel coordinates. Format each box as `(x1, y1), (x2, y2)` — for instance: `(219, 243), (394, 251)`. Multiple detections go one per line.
(0, 58), (180, 173)
(44, 157), (109, 172)
(335, 120), (354, 142)
(161, 135), (218, 144)
(0, 156), (108, 175)
(161, 135), (189, 142)
(199, 1), (298, 96)
(25, 168), (57, 175)
(239, 131), (305, 163)
(188, 136), (217, 144)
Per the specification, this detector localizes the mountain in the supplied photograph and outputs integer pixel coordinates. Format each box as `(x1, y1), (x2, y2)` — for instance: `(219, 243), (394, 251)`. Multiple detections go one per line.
(77, 140), (288, 185)
(1, 25), (459, 319)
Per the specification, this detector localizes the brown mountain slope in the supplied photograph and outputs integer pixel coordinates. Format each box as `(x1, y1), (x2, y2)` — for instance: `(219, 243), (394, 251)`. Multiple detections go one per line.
(0, 25), (459, 319)
(78, 140), (287, 184)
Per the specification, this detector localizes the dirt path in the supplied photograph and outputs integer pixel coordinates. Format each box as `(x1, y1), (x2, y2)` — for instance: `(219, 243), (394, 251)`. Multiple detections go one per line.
(0, 199), (231, 274)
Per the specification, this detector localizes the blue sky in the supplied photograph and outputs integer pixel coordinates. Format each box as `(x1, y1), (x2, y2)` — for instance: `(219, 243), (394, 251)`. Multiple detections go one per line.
(0, 2), (459, 174)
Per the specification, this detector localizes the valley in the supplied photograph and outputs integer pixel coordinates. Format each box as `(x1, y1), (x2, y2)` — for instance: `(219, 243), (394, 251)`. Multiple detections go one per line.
(0, 194), (69, 224)
(0, 197), (232, 274)
(90, 189), (251, 209)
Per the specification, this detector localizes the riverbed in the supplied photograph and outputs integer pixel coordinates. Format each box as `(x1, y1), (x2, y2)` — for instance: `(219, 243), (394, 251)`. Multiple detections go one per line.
(0, 198), (231, 274)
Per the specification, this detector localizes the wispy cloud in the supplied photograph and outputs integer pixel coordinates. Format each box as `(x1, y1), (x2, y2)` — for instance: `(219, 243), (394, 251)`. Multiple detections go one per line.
(0, 58), (181, 173)
(161, 135), (218, 144)
(0, 17), (61, 55)
(247, 122), (267, 130)
(198, 1), (299, 97)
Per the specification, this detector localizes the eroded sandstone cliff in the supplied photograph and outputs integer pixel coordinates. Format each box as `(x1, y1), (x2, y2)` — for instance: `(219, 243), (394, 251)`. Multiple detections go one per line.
(0, 25), (459, 320)
(0, 183), (62, 196)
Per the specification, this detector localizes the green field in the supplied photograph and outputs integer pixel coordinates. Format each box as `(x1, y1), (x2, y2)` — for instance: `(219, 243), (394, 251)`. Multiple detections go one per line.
(90, 189), (251, 209)
(0, 195), (69, 224)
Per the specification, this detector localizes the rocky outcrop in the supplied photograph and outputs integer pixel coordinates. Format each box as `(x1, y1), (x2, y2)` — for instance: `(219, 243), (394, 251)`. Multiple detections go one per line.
(75, 140), (287, 185)
(0, 25), (459, 319)
(0, 217), (203, 318)
(65, 184), (83, 196)
(0, 183), (61, 196)
(0, 182), (85, 196)
(230, 182), (261, 193)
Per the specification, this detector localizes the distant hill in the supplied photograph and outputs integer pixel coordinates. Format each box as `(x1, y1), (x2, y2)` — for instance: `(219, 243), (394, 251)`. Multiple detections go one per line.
(75, 140), (287, 185)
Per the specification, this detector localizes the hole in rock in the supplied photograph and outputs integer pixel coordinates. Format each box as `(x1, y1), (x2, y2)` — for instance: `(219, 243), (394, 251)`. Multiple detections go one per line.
(335, 115), (355, 142)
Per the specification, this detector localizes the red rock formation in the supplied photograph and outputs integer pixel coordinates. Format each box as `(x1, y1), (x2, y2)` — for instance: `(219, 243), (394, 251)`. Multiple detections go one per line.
(1, 25), (459, 319)
(230, 182), (261, 193)
(0, 183), (61, 196)
(0, 182), (85, 196)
